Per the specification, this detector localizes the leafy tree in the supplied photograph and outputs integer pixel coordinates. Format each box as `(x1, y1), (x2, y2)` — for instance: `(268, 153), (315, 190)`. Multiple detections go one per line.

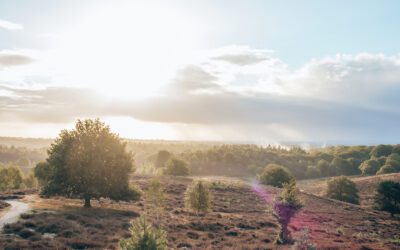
(23, 172), (38, 188)
(306, 166), (320, 179)
(326, 176), (359, 204)
(370, 144), (393, 158)
(34, 161), (53, 186)
(185, 180), (211, 214)
(331, 157), (357, 176)
(274, 181), (303, 244)
(377, 164), (398, 175)
(0, 166), (23, 191)
(384, 153), (400, 170)
(154, 150), (172, 168)
(164, 157), (189, 176)
(259, 164), (294, 188)
(36, 119), (139, 207)
(120, 216), (168, 250)
(377, 156), (387, 166)
(392, 145), (400, 155)
(374, 181), (400, 217)
(316, 160), (330, 177)
(359, 159), (380, 176)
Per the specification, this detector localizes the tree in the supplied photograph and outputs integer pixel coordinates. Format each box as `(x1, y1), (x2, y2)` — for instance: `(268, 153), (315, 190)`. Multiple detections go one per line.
(120, 216), (168, 250)
(35, 119), (139, 207)
(374, 181), (400, 217)
(306, 166), (320, 179)
(325, 176), (359, 204)
(34, 161), (53, 186)
(154, 150), (172, 168)
(317, 160), (330, 177)
(164, 157), (189, 176)
(331, 157), (357, 176)
(377, 164), (398, 175)
(274, 181), (303, 244)
(370, 144), (393, 158)
(0, 166), (23, 191)
(146, 178), (165, 225)
(259, 164), (294, 187)
(359, 159), (380, 176)
(185, 180), (211, 214)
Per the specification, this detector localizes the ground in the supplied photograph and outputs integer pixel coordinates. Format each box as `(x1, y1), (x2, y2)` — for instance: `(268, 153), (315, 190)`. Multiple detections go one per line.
(0, 175), (399, 249)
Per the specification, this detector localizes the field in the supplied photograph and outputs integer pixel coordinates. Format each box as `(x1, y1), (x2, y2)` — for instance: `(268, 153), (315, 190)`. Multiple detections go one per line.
(1, 175), (399, 249)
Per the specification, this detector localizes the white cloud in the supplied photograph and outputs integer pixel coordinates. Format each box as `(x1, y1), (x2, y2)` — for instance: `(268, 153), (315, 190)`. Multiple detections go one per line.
(0, 19), (23, 31)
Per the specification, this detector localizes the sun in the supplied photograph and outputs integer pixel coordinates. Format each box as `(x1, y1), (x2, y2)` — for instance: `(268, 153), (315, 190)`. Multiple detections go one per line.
(52, 1), (202, 100)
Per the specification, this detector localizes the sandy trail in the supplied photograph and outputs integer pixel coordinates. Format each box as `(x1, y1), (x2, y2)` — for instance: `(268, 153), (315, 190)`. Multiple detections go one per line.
(0, 199), (31, 231)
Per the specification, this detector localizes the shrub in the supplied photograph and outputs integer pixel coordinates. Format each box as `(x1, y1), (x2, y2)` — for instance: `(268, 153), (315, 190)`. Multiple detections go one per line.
(359, 159), (380, 176)
(185, 180), (211, 214)
(306, 166), (320, 179)
(120, 216), (168, 250)
(325, 176), (359, 204)
(259, 164), (294, 187)
(377, 165), (398, 175)
(0, 166), (23, 191)
(392, 145), (400, 155)
(377, 156), (387, 166)
(274, 181), (303, 244)
(374, 180), (400, 217)
(147, 178), (165, 225)
(316, 160), (330, 177)
(164, 157), (189, 176)
(331, 157), (357, 176)
(154, 150), (172, 168)
(370, 144), (393, 158)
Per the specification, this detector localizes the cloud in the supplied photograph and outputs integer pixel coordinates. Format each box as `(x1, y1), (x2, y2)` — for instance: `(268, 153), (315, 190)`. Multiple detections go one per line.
(211, 46), (272, 66)
(0, 19), (23, 31)
(1, 46), (400, 143)
(0, 52), (34, 68)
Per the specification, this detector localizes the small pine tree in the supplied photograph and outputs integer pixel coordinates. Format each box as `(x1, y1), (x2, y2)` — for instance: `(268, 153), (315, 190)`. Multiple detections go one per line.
(274, 180), (303, 244)
(120, 216), (168, 250)
(374, 180), (400, 217)
(146, 178), (165, 226)
(185, 180), (211, 214)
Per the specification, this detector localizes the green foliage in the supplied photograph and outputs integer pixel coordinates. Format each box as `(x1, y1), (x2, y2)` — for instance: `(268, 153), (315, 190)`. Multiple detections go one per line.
(377, 165), (399, 175)
(154, 150), (172, 168)
(120, 216), (168, 250)
(23, 172), (38, 188)
(392, 145), (400, 155)
(331, 157), (359, 176)
(164, 157), (189, 176)
(384, 153), (400, 169)
(0, 166), (23, 191)
(326, 176), (359, 204)
(280, 181), (303, 209)
(305, 166), (320, 179)
(370, 144), (393, 158)
(259, 164), (294, 187)
(316, 160), (330, 177)
(359, 159), (380, 175)
(37, 119), (136, 207)
(146, 178), (165, 224)
(374, 181), (400, 217)
(185, 180), (211, 213)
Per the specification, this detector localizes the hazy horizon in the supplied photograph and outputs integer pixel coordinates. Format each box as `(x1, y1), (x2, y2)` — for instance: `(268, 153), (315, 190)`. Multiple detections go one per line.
(1, 0), (400, 143)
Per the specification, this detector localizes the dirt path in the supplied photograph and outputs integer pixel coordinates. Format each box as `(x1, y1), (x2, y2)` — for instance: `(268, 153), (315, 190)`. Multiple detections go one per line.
(0, 198), (32, 231)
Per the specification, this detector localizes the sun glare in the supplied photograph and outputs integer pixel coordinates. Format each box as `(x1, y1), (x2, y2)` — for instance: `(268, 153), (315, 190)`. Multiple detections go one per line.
(52, 1), (202, 100)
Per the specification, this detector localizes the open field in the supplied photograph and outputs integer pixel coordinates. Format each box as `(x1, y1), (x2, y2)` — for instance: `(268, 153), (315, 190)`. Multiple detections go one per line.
(0, 175), (399, 249)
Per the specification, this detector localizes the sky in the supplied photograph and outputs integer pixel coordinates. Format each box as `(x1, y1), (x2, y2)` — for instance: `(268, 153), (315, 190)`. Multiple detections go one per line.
(1, 0), (400, 144)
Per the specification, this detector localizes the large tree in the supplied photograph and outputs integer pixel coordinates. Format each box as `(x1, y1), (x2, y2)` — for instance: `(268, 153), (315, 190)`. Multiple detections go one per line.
(374, 180), (400, 217)
(35, 119), (139, 207)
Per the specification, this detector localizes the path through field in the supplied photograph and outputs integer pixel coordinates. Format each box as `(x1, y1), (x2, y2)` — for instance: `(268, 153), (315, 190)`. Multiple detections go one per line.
(0, 199), (31, 230)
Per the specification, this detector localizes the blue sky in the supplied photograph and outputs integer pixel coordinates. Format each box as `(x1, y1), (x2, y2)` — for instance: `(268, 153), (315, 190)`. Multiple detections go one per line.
(0, 0), (400, 144)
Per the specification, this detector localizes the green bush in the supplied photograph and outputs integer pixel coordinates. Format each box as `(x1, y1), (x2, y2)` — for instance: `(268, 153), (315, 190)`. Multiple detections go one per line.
(377, 165), (398, 175)
(120, 216), (168, 250)
(259, 164), (294, 187)
(280, 181), (303, 209)
(154, 150), (172, 168)
(316, 160), (330, 177)
(0, 166), (23, 191)
(370, 144), (393, 158)
(331, 157), (358, 176)
(359, 159), (380, 176)
(164, 157), (189, 176)
(374, 180), (400, 217)
(185, 180), (211, 214)
(326, 176), (359, 204)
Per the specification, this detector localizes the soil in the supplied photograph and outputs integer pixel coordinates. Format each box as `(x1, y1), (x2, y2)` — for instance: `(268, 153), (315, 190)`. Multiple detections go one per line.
(0, 175), (399, 249)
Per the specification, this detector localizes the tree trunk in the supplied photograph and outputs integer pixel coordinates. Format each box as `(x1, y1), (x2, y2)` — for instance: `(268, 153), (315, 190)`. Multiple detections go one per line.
(84, 195), (91, 208)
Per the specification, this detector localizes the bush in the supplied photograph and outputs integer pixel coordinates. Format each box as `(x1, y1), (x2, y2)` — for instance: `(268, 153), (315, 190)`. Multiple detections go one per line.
(316, 160), (330, 177)
(259, 164), (294, 187)
(325, 176), (359, 204)
(185, 180), (211, 214)
(370, 144), (393, 158)
(0, 166), (23, 191)
(280, 181), (303, 209)
(331, 157), (358, 176)
(374, 180), (400, 217)
(305, 166), (320, 179)
(377, 165), (398, 175)
(120, 216), (168, 250)
(164, 157), (189, 176)
(154, 150), (172, 168)
(359, 159), (380, 176)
